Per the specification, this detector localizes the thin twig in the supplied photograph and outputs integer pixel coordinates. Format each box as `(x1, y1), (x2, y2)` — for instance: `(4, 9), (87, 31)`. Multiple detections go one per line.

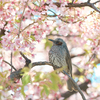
(93, 0), (100, 4)
(72, 0), (74, 4)
(20, 21), (36, 33)
(89, 3), (100, 13)
(18, 0), (29, 37)
(47, 34), (80, 38)
(71, 52), (86, 58)
(48, 9), (95, 24)
(3, 60), (17, 71)
(63, 70), (86, 100)
(20, 51), (31, 66)
(11, 52), (13, 73)
(88, 0), (91, 3)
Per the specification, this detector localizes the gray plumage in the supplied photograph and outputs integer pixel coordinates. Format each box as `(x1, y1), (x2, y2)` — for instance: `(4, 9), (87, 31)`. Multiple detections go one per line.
(49, 38), (77, 92)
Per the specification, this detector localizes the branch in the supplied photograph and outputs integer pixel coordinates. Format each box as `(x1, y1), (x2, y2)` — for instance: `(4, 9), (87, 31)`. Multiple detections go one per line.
(20, 21), (36, 33)
(88, 0), (91, 3)
(48, 9), (95, 24)
(11, 52), (13, 73)
(9, 60), (86, 100)
(3, 60), (17, 71)
(0, 21), (8, 36)
(63, 71), (86, 100)
(93, 0), (100, 4)
(18, 0), (29, 37)
(27, 2), (95, 25)
(10, 68), (22, 80)
(72, 0), (74, 4)
(71, 52), (86, 58)
(61, 80), (90, 99)
(89, 3), (100, 13)
(8, 61), (56, 81)
(7, 52), (86, 100)
(20, 52), (56, 69)
(47, 34), (80, 38)
(44, 1), (100, 13)
(20, 52), (31, 67)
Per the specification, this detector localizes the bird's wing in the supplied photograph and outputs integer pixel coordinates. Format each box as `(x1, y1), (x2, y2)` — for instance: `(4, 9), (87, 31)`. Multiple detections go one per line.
(65, 47), (72, 77)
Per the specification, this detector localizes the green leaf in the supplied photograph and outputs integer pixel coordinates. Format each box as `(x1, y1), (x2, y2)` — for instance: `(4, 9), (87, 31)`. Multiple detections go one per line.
(0, 86), (3, 90)
(43, 85), (50, 96)
(40, 89), (44, 98)
(3, 70), (9, 78)
(50, 72), (61, 84)
(34, 72), (46, 82)
(13, 50), (19, 56)
(15, 19), (20, 23)
(87, 38), (94, 42)
(51, 82), (58, 91)
(79, 75), (84, 82)
(78, 68), (84, 72)
(21, 86), (25, 97)
(44, 38), (52, 49)
(67, 0), (72, 3)
(21, 67), (30, 74)
(29, 63), (32, 68)
(49, 72), (61, 91)
(84, 49), (91, 54)
(44, 81), (52, 87)
(22, 75), (31, 86)
(0, 72), (4, 78)
(75, 0), (78, 2)
(34, 72), (42, 82)
(93, 63), (97, 68)
(44, 0), (47, 2)
(30, 35), (35, 41)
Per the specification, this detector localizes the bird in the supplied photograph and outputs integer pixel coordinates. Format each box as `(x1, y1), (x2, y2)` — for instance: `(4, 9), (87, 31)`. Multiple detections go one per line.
(49, 38), (77, 92)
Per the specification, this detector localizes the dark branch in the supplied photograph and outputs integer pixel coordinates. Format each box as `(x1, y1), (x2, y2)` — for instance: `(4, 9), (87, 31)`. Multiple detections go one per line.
(89, 3), (100, 13)
(93, 0), (100, 4)
(17, 52), (87, 100)
(20, 52), (31, 67)
(71, 52), (86, 58)
(63, 71), (86, 100)
(61, 80), (90, 99)
(7, 52), (86, 100)
(8, 60), (86, 100)
(8, 61), (58, 80)
(72, 0), (74, 4)
(11, 52), (13, 73)
(3, 60), (17, 71)
(44, 2), (88, 8)
(44, 1), (100, 13)
(10, 68), (22, 80)
(88, 0), (91, 3)
(32, 61), (52, 67)
(47, 34), (80, 38)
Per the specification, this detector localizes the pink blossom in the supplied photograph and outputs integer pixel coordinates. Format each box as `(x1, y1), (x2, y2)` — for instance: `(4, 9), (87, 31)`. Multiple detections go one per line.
(19, 57), (25, 63)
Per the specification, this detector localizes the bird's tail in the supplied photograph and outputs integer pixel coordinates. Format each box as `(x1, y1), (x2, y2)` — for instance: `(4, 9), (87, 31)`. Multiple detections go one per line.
(67, 79), (78, 92)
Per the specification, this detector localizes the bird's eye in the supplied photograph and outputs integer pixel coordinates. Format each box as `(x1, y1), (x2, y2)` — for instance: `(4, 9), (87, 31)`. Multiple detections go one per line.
(56, 41), (62, 45)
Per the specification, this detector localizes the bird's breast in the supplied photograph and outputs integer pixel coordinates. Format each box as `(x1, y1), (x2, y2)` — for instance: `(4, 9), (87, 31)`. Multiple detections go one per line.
(49, 46), (67, 67)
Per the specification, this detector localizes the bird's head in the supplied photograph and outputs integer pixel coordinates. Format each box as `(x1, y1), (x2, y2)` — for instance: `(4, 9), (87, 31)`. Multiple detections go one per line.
(49, 38), (66, 46)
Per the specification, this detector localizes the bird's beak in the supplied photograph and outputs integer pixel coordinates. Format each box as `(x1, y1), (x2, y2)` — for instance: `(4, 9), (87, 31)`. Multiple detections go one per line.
(48, 39), (55, 43)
